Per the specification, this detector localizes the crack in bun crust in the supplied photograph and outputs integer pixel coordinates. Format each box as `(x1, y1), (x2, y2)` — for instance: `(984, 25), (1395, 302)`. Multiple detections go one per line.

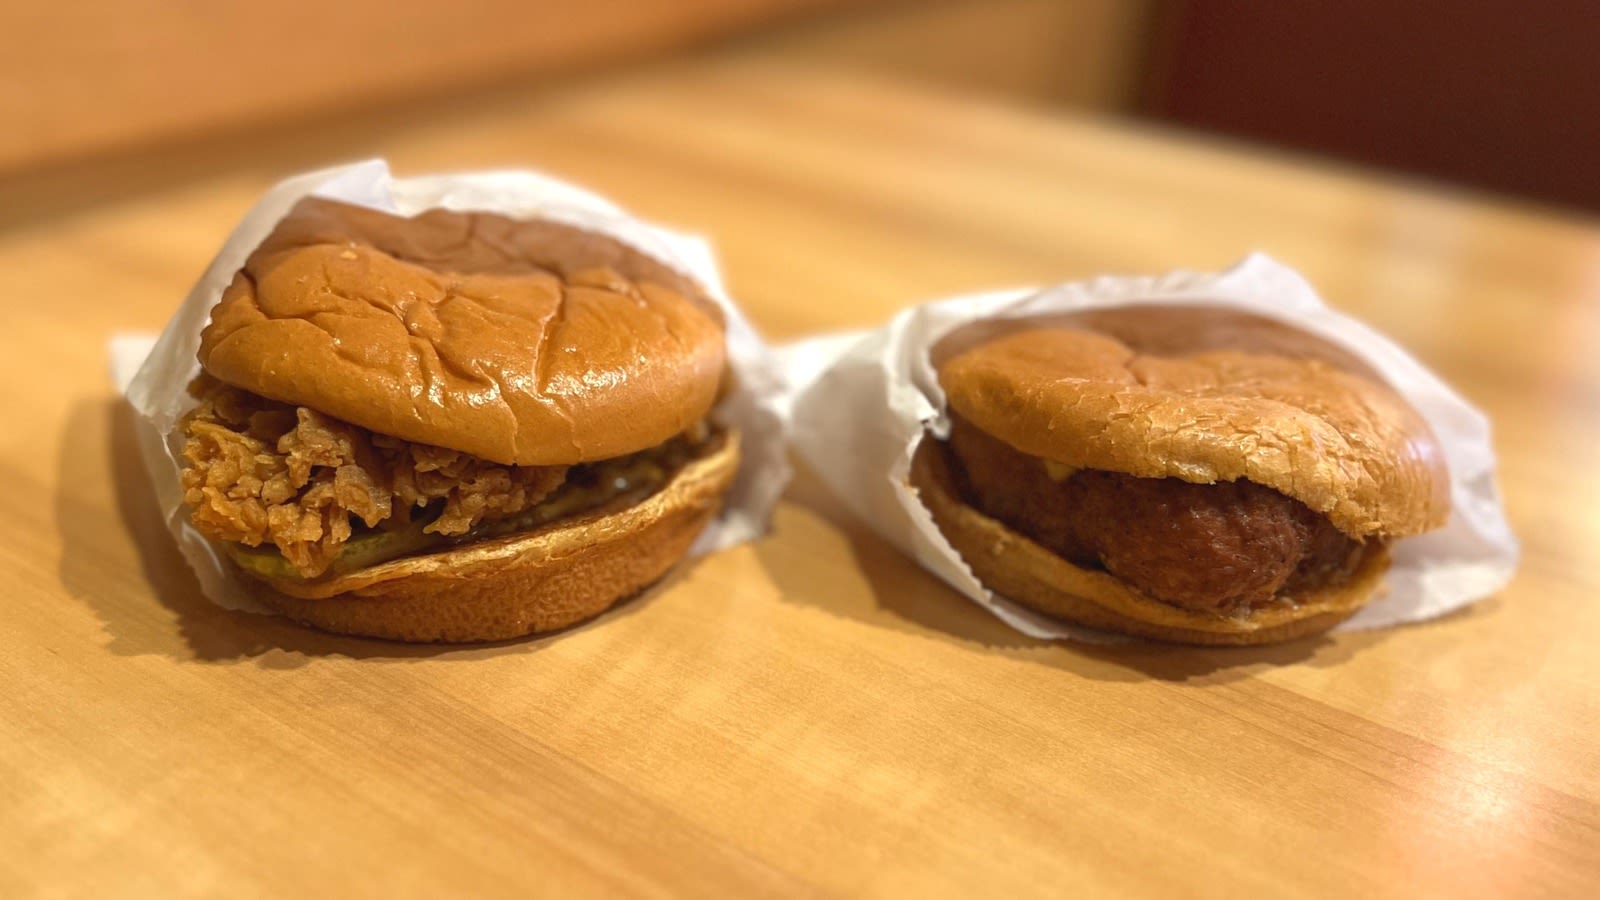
(935, 307), (1450, 539)
(198, 197), (726, 466)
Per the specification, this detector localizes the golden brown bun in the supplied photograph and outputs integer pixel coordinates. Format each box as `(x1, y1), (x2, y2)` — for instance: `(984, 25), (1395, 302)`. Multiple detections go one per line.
(936, 306), (1449, 539)
(246, 431), (739, 643)
(199, 197), (726, 466)
(911, 437), (1385, 645)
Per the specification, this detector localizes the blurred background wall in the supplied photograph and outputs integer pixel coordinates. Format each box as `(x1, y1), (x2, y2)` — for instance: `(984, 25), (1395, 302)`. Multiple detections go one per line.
(5, 0), (1597, 213)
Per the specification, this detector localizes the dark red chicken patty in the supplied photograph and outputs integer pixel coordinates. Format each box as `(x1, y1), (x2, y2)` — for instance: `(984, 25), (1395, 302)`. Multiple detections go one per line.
(945, 415), (1369, 615)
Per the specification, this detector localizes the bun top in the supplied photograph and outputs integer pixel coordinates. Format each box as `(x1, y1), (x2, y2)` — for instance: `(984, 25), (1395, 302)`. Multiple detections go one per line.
(935, 306), (1450, 538)
(198, 197), (726, 465)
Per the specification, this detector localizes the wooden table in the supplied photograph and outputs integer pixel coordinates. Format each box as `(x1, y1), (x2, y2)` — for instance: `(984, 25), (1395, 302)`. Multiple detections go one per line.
(4, 57), (1597, 898)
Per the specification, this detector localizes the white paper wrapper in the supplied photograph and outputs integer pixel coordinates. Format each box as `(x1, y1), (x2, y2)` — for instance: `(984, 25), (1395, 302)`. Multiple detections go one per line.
(112, 160), (790, 613)
(781, 254), (1518, 640)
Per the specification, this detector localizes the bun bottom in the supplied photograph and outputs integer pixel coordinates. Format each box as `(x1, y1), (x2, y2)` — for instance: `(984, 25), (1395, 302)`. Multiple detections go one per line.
(910, 436), (1387, 646)
(243, 431), (740, 643)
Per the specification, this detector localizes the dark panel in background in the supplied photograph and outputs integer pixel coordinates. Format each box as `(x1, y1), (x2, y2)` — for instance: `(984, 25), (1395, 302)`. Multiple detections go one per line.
(1142, 0), (1600, 213)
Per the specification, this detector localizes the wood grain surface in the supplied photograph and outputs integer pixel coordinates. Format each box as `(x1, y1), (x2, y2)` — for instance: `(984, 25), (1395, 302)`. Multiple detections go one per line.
(3, 56), (1598, 898)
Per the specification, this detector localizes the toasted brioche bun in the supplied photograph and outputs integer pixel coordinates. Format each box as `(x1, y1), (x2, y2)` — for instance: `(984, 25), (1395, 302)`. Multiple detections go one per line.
(936, 307), (1449, 540)
(246, 431), (739, 643)
(199, 197), (726, 466)
(911, 437), (1385, 645)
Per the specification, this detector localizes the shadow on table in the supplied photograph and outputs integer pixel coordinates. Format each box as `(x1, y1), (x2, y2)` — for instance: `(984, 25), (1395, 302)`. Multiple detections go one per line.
(55, 397), (669, 668)
(756, 462), (1485, 684)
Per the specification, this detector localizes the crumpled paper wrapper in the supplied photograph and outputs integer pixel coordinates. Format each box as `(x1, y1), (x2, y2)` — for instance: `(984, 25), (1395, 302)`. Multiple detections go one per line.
(111, 160), (790, 614)
(781, 254), (1519, 640)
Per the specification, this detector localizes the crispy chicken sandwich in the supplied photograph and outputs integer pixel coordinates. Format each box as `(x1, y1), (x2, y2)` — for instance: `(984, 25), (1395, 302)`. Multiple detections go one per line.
(177, 197), (739, 642)
(913, 306), (1450, 645)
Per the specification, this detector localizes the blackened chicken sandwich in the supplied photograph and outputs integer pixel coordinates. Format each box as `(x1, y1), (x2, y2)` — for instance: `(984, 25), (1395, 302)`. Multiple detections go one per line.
(913, 307), (1450, 645)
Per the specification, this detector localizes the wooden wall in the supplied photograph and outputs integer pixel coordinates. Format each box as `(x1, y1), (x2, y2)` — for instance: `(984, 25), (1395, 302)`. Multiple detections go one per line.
(750, 0), (1154, 110)
(0, 0), (858, 172)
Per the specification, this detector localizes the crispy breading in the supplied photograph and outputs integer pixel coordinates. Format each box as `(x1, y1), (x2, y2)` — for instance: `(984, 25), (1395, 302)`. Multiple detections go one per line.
(180, 377), (567, 577)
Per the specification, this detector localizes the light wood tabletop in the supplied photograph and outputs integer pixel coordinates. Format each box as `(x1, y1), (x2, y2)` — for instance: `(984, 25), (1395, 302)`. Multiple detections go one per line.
(4, 56), (1598, 898)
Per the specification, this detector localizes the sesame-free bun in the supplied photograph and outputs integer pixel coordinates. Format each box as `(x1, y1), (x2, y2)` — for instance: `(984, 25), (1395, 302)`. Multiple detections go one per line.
(911, 436), (1384, 645)
(249, 431), (739, 643)
(199, 197), (726, 466)
(935, 307), (1449, 540)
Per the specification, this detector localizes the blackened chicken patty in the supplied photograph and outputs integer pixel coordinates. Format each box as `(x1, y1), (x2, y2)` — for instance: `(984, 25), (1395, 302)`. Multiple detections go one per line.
(945, 416), (1369, 614)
